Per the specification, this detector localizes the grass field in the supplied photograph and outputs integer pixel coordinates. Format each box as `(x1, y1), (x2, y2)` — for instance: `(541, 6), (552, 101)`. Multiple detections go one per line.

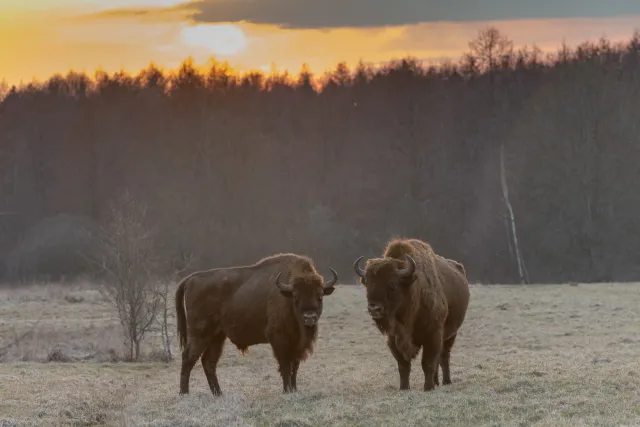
(1, 281), (640, 427)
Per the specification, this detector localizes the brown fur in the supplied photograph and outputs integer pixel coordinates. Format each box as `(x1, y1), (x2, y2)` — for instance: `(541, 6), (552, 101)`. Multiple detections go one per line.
(355, 238), (470, 391)
(442, 256), (466, 277)
(175, 253), (338, 396)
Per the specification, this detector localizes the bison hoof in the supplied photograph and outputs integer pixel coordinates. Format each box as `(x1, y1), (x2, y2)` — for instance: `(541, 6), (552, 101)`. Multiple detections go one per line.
(443, 379), (452, 385)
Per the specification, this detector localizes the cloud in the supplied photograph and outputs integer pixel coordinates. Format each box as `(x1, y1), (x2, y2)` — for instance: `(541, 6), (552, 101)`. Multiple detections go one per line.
(90, 0), (640, 29)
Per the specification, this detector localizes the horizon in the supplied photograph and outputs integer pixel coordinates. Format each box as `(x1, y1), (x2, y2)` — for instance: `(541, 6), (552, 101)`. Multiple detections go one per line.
(3, 1), (640, 86)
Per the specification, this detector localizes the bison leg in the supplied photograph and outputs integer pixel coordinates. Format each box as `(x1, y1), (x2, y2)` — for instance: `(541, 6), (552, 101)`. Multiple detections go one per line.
(387, 337), (411, 390)
(278, 358), (294, 393)
(440, 333), (457, 385)
(271, 342), (295, 393)
(433, 366), (440, 386)
(421, 329), (443, 391)
(291, 359), (300, 391)
(180, 337), (208, 395)
(201, 333), (226, 396)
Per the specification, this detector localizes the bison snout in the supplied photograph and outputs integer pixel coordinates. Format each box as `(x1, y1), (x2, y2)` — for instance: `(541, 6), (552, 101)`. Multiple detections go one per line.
(302, 311), (319, 326)
(367, 303), (385, 319)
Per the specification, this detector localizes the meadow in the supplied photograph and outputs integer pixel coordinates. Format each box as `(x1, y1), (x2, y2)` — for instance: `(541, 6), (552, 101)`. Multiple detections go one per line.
(1, 281), (639, 427)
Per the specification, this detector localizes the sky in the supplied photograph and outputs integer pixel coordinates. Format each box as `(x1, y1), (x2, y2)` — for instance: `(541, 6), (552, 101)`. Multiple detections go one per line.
(2, 0), (640, 85)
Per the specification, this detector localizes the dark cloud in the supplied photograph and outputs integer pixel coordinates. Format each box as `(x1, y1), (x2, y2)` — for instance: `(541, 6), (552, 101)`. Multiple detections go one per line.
(97, 0), (640, 29)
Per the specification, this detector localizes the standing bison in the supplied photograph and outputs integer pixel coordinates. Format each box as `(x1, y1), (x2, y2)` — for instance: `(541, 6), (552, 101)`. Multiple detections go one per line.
(353, 238), (470, 391)
(175, 253), (338, 396)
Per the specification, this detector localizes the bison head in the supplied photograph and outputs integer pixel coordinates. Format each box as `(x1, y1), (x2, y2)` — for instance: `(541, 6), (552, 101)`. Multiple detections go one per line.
(353, 255), (416, 319)
(275, 268), (338, 327)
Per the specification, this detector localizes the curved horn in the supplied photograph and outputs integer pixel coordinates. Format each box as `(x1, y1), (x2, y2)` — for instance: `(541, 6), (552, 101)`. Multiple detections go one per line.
(353, 256), (366, 278)
(275, 272), (293, 292)
(397, 255), (416, 278)
(323, 268), (338, 288)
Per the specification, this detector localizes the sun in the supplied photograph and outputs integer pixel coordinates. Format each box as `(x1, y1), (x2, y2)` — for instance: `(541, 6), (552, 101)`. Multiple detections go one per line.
(180, 24), (248, 56)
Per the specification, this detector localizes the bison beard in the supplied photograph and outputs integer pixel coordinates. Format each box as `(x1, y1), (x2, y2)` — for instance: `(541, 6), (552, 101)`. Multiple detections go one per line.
(175, 253), (338, 396)
(354, 238), (470, 391)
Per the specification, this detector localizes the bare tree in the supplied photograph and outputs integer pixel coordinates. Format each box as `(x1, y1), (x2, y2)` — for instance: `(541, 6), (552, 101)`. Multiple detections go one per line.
(0, 313), (44, 362)
(500, 144), (528, 284)
(467, 26), (514, 72)
(154, 279), (174, 362)
(155, 251), (197, 361)
(466, 27), (528, 283)
(97, 189), (160, 361)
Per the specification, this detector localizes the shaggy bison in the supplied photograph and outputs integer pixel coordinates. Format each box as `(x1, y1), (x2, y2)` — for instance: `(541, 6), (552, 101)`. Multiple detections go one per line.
(175, 253), (338, 396)
(353, 238), (469, 391)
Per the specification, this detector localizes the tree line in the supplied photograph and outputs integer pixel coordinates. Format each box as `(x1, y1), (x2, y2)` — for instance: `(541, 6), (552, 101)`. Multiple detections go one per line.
(1, 27), (640, 286)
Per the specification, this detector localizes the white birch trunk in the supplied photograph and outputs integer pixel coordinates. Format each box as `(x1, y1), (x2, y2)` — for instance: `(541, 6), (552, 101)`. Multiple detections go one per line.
(500, 142), (528, 284)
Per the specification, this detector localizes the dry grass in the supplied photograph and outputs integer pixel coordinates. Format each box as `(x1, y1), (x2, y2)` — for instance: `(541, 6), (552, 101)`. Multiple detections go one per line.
(1, 282), (640, 426)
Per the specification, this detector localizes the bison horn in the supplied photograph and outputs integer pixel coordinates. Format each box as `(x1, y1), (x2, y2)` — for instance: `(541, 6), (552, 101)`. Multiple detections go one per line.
(397, 255), (416, 277)
(323, 268), (338, 288)
(275, 272), (293, 292)
(353, 256), (366, 278)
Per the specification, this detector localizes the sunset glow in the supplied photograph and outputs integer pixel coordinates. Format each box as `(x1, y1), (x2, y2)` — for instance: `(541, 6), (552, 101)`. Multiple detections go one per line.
(2, 1), (640, 85)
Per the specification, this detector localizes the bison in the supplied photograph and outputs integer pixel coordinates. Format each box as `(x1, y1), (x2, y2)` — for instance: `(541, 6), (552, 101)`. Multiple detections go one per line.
(353, 238), (470, 391)
(175, 253), (338, 396)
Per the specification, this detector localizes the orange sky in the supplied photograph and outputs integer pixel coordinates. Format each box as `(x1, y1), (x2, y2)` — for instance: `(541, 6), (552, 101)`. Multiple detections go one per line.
(2, 1), (640, 85)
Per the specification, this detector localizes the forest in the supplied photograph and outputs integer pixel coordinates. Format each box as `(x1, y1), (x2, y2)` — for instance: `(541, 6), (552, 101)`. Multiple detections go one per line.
(1, 27), (639, 286)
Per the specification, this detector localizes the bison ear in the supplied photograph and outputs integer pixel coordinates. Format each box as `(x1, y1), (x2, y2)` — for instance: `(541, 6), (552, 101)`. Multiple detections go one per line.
(400, 273), (417, 288)
(279, 289), (294, 298)
(323, 285), (336, 296)
(359, 277), (366, 287)
(275, 272), (294, 298)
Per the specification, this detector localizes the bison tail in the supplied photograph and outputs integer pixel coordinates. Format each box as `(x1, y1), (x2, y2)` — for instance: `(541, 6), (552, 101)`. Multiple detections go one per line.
(175, 278), (188, 350)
